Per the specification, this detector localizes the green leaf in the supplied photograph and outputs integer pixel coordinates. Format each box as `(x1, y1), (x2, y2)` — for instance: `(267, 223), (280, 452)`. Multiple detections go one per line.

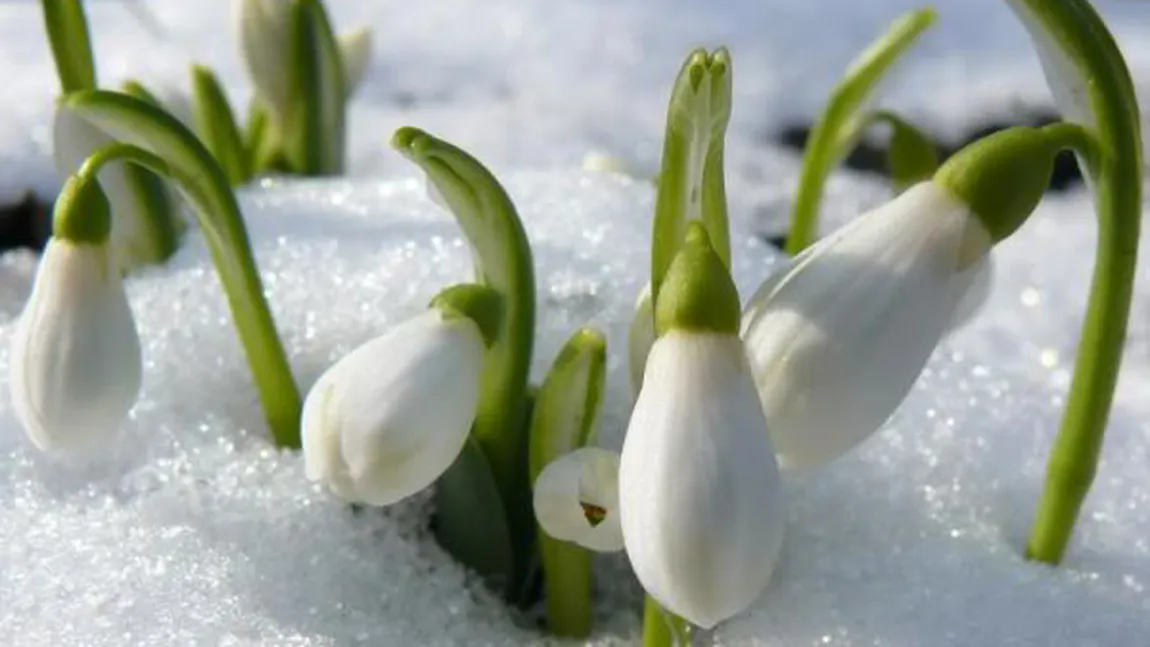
(787, 7), (936, 255)
(392, 126), (537, 596)
(191, 65), (250, 185)
(432, 438), (515, 593)
(62, 90), (302, 449)
(872, 110), (939, 192)
(121, 80), (162, 106)
(527, 327), (607, 637)
(40, 0), (96, 93)
(284, 0), (346, 175)
(651, 48), (733, 310)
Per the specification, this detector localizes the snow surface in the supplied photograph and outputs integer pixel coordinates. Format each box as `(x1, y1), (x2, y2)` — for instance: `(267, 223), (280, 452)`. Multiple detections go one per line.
(1, 169), (1149, 645)
(3, 0), (1150, 202)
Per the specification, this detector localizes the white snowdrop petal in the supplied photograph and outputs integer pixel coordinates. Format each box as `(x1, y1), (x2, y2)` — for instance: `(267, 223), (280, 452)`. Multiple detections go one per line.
(1005, 1), (1096, 130)
(10, 240), (142, 451)
(741, 182), (991, 470)
(339, 27), (373, 97)
(301, 310), (485, 506)
(236, 0), (292, 118)
(620, 332), (785, 629)
(533, 447), (624, 553)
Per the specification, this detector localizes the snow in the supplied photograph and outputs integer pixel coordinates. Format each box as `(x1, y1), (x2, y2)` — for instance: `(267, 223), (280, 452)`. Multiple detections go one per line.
(3, 0), (1150, 201)
(1, 169), (1149, 645)
(2, 0), (1150, 644)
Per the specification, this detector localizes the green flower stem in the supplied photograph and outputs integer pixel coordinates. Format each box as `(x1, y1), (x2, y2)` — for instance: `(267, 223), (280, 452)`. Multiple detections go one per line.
(285, 0), (345, 175)
(643, 597), (692, 647)
(40, 0), (96, 93)
(392, 127), (536, 591)
(786, 7), (936, 255)
(64, 91), (302, 449)
(650, 48), (732, 309)
(528, 328), (607, 637)
(192, 65), (250, 186)
(1007, 0), (1143, 565)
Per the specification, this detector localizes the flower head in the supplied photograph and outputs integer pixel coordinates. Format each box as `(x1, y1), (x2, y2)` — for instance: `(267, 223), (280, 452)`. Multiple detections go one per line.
(533, 447), (624, 552)
(741, 180), (993, 470)
(10, 176), (142, 451)
(621, 224), (785, 629)
(302, 285), (499, 506)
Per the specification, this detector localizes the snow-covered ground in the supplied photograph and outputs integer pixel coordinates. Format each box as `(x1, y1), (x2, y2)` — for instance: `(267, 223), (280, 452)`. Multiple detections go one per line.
(2, 0), (1150, 645)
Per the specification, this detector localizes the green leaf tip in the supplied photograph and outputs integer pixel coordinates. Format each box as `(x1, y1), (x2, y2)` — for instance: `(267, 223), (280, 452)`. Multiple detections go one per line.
(655, 222), (741, 337)
(53, 174), (111, 245)
(431, 283), (504, 347)
(40, 0), (97, 93)
(875, 111), (939, 192)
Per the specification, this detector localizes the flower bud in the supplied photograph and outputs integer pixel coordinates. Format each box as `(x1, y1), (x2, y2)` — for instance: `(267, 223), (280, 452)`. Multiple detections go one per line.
(10, 177), (142, 451)
(621, 224), (784, 628)
(302, 294), (492, 506)
(741, 180), (993, 470)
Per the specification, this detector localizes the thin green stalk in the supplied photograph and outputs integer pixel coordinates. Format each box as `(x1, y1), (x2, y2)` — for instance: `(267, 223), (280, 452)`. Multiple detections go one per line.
(63, 92), (303, 449)
(285, 0), (345, 175)
(786, 8), (935, 255)
(1006, 0), (1142, 564)
(40, 0), (96, 93)
(392, 127), (536, 592)
(643, 597), (692, 647)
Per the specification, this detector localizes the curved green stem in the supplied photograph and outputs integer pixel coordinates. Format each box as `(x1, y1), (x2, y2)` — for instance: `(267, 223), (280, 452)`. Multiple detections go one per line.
(40, 0), (96, 93)
(392, 127), (536, 591)
(1006, 0), (1143, 565)
(62, 90), (303, 449)
(786, 7), (936, 255)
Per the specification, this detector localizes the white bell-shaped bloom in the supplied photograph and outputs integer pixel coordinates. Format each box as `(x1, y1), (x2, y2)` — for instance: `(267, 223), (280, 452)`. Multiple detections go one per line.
(302, 309), (485, 506)
(741, 181), (993, 470)
(533, 447), (624, 552)
(236, 0), (293, 119)
(338, 26), (373, 98)
(627, 284), (654, 395)
(620, 331), (785, 629)
(10, 239), (142, 451)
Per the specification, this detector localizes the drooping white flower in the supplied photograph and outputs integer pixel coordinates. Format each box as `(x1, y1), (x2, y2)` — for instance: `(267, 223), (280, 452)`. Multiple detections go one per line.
(740, 180), (993, 470)
(621, 331), (785, 629)
(10, 212), (142, 452)
(621, 223), (784, 629)
(302, 309), (486, 506)
(533, 447), (623, 552)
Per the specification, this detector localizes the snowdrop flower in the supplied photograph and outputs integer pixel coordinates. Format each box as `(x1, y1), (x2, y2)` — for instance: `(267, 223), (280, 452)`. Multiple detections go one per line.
(10, 176), (142, 451)
(621, 224), (785, 629)
(236, 0), (372, 118)
(302, 284), (500, 506)
(533, 447), (624, 552)
(743, 126), (1065, 471)
(741, 180), (992, 470)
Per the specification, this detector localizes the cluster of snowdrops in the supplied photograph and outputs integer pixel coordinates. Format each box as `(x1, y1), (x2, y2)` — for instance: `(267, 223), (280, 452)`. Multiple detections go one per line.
(8, 0), (1143, 644)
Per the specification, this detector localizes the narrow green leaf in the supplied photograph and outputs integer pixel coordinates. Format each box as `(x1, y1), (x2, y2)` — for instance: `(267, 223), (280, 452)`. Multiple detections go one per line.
(527, 328), (607, 637)
(117, 162), (183, 267)
(191, 65), (250, 185)
(62, 90), (302, 449)
(872, 110), (939, 192)
(432, 438), (515, 592)
(787, 7), (936, 255)
(40, 0), (96, 93)
(651, 48), (733, 310)
(121, 80), (162, 106)
(284, 0), (346, 175)
(392, 126), (536, 594)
